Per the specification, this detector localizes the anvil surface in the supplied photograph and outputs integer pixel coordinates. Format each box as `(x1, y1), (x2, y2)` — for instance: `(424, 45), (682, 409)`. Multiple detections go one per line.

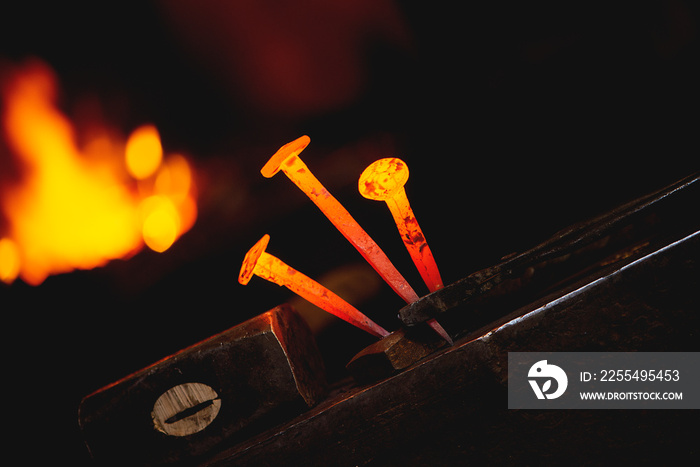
(203, 180), (699, 466)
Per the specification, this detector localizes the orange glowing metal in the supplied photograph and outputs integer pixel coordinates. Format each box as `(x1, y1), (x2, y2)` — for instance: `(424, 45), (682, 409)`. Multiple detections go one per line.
(239, 235), (389, 338)
(261, 136), (419, 304)
(359, 158), (443, 292)
(359, 158), (453, 345)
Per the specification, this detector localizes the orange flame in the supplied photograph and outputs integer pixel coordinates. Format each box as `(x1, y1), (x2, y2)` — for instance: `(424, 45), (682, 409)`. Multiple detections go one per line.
(0, 61), (197, 285)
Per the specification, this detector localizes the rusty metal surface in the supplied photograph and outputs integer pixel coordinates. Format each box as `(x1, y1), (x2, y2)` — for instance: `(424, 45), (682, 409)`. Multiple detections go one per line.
(399, 174), (699, 335)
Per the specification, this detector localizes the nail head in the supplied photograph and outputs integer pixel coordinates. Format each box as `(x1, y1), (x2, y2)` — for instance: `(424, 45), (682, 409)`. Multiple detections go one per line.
(261, 135), (311, 178)
(239, 234), (270, 285)
(358, 158), (409, 201)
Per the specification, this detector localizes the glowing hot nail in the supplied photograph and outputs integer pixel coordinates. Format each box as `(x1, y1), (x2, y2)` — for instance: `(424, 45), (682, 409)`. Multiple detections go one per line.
(359, 158), (452, 344)
(359, 158), (444, 292)
(239, 234), (389, 338)
(261, 136), (419, 304)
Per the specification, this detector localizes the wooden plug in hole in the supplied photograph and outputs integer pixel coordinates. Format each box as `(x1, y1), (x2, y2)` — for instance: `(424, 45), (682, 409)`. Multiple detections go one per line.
(152, 382), (222, 437)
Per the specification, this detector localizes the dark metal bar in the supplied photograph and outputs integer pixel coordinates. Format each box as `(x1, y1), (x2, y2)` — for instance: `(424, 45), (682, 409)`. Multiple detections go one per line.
(399, 174), (699, 334)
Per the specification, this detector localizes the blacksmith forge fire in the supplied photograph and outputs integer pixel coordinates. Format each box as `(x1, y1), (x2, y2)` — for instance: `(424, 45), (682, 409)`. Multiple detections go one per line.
(0, 60), (197, 285)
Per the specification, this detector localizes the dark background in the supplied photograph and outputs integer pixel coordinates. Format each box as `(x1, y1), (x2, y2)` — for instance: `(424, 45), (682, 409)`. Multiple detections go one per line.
(1, 1), (697, 464)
